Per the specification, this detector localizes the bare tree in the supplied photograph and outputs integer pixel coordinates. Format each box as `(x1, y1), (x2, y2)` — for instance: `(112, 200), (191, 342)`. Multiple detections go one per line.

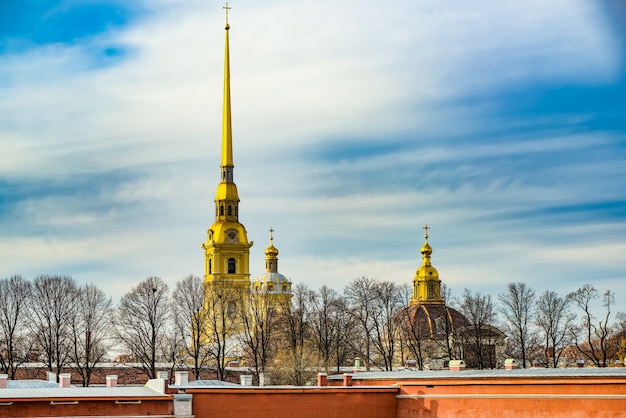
(436, 284), (462, 363)
(272, 283), (317, 386)
(344, 277), (378, 370)
(616, 311), (626, 337)
(161, 326), (186, 384)
(568, 284), (615, 367)
(29, 275), (78, 376)
(172, 275), (212, 379)
(615, 311), (626, 365)
(369, 280), (404, 371)
(203, 279), (241, 381)
(115, 277), (169, 379)
(69, 284), (114, 386)
(0, 275), (33, 379)
(457, 289), (498, 369)
(237, 287), (277, 384)
(309, 286), (345, 373)
(535, 290), (575, 367)
(498, 282), (536, 368)
(396, 284), (426, 370)
(330, 295), (357, 373)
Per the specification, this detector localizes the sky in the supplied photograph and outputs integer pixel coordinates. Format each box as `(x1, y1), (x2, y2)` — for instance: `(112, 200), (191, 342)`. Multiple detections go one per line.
(1, 0), (625, 314)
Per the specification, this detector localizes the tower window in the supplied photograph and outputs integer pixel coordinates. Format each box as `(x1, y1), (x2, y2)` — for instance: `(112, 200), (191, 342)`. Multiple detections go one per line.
(228, 258), (236, 274)
(220, 205), (224, 216)
(209, 259), (212, 274)
(228, 206), (232, 215)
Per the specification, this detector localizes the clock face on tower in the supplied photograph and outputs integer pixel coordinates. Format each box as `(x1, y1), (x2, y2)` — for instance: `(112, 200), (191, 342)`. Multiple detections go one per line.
(226, 229), (239, 243)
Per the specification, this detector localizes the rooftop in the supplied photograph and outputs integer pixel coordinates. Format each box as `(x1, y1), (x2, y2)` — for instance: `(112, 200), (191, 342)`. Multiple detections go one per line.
(328, 367), (626, 381)
(0, 385), (172, 400)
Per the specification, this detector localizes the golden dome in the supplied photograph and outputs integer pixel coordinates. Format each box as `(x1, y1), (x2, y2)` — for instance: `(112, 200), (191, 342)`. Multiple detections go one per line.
(410, 224), (444, 305)
(265, 227), (279, 256)
(265, 243), (279, 257)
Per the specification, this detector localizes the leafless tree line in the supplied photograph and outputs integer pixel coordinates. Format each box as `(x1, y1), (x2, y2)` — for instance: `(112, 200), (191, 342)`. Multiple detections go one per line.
(0, 275), (113, 385)
(1, 274), (624, 386)
(498, 282), (623, 368)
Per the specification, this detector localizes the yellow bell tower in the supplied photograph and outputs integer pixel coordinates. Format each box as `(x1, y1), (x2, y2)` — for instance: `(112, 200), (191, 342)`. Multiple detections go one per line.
(202, 4), (253, 292)
(410, 225), (444, 305)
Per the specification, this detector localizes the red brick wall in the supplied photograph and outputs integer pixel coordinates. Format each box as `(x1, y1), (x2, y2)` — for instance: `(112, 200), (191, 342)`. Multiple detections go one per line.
(0, 399), (172, 418)
(187, 387), (398, 418)
(334, 376), (626, 418)
(394, 379), (626, 418)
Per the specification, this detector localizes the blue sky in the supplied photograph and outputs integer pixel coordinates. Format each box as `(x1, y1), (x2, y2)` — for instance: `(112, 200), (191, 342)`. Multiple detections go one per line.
(1, 0), (625, 312)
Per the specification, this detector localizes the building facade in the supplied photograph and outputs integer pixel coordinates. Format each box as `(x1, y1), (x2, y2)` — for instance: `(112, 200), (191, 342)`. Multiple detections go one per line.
(398, 226), (506, 370)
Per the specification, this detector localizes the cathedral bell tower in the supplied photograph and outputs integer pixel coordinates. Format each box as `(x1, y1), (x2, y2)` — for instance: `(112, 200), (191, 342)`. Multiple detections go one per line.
(202, 5), (253, 291)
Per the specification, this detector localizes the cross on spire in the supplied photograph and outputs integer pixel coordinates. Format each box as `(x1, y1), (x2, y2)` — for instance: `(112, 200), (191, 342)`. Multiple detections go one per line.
(269, 227), (274, 243)
(423, 224), (430, 240)
(223, 2), (231, 25)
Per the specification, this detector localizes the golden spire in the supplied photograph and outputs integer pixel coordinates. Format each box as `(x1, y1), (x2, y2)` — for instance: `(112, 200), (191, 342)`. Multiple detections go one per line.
(221, 2), (233, 171)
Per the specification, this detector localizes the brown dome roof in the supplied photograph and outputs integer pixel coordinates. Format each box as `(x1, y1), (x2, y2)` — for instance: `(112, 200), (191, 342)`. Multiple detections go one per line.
(398, 304), (470, 339)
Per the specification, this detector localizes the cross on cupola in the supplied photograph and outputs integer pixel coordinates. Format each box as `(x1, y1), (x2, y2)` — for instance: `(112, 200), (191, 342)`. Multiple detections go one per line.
(223, 2), (231, 26)
(423, 224), (430, 240)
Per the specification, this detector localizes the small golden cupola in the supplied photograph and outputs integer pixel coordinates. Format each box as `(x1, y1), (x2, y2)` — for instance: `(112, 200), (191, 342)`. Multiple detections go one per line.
(252, 228), (292, 295)
(410, 225), (444, 305)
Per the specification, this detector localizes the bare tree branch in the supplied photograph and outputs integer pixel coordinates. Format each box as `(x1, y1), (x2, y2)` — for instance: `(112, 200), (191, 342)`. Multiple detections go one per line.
(115, 277), (170, 379)
(0, 275), (33, 379)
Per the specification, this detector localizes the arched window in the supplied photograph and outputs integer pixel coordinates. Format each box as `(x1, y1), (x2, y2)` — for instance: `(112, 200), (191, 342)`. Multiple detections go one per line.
(228, 258), (236, 274)
(208, 259), (212, 274)
(428, 282), (435, 299)
(220, 205), (224, 216)
(228, 206), (232, 215)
